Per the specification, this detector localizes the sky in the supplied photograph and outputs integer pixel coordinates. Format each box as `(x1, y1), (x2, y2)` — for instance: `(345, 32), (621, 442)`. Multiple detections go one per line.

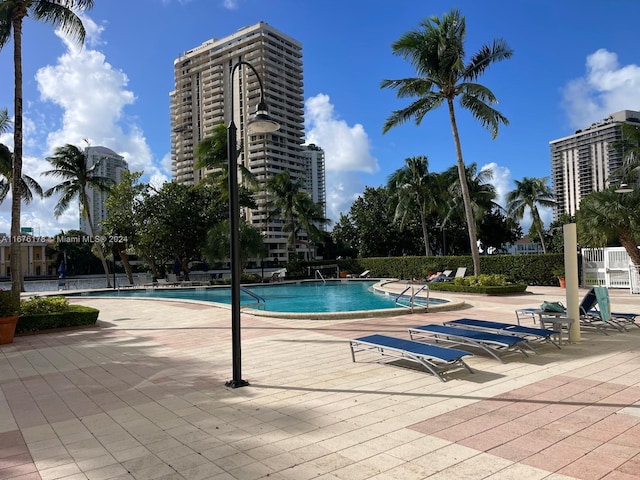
(1, 0), (640, 237)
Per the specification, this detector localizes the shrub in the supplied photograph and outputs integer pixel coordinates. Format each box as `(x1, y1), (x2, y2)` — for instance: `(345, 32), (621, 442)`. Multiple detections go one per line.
(15, 297), (99, 334)
(16, 305), (99, 334)
(0, 290), (20, 317)
(428, 282), (528, 294)
(20, 296), (69, 315)
(474, 274), (507, 286)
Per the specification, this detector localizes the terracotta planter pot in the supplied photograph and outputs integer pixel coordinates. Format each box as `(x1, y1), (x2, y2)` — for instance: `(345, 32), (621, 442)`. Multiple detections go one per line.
(558, 277), (566, 289)
(0, 315), (19, 345)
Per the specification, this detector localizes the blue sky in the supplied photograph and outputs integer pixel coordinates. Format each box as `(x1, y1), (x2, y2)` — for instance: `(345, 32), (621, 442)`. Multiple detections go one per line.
(1, 0), (640, 236)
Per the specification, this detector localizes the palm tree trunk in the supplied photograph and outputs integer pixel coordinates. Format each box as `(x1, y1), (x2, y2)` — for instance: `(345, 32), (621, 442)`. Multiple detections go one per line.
(82, 190), (112, 288)
(419, 208), (431, 256)
(10, 19), (24, 297)
(447, 99), (481, 276)
(620, 231), (640, 266)
(531, 207), (547, 254)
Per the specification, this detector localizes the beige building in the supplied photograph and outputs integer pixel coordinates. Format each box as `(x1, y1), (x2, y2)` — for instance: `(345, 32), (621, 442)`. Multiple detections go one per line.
(550, 110), (640, 218)
(0, 234), (56, 278)
(170, 22), (316, 260)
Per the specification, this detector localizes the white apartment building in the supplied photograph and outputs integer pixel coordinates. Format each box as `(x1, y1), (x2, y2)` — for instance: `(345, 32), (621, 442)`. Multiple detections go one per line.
(171, 22), (323, 260)
(550, 110), (640, 219)
(301, 143), (327, 226)
(79, 146), (129, 235)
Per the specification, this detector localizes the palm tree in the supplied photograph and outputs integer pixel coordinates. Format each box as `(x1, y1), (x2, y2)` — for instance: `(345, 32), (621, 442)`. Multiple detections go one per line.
(445, 163), (499, 222)
(267, 171), (328, 258)
(381, 8), (513, 276)
(0, 0), (94, 297)
(0, 143), (43, 204)
(0, 107), (9, 132)
(577, 188), (640, 266)
(195, 123), (256, 200)
(506, 177), (555, 253)
(295, 195), (330, 260)
(612, 123), (640, 185)
(43, 144), (114, 287)
(387, 156), (439, 256)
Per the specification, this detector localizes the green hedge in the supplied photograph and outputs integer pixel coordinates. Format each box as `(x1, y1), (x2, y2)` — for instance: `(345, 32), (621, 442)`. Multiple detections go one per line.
(16, 305), (99, 334)
(427, 282), (528, 294)
(306, 253), (572, 286)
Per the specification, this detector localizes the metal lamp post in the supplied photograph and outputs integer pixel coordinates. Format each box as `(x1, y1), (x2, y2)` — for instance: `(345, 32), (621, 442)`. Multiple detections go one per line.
(225, 59), (280, 388)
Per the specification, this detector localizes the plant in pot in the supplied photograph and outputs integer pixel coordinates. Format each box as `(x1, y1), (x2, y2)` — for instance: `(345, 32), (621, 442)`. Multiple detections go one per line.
(552, 266), (566, 288)
(0, 290), (21, 344)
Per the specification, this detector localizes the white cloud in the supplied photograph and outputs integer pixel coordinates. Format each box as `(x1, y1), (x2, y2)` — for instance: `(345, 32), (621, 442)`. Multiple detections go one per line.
(563, 49), (640, 129)
(304, 94), (379, 225)
(481, 162), (510, 208)
(0, 14), (168, 237)
(223, 0), (240, 9)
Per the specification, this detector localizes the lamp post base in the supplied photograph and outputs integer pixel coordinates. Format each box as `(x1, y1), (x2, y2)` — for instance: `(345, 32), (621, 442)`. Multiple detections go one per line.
(225, 379), (250, 389)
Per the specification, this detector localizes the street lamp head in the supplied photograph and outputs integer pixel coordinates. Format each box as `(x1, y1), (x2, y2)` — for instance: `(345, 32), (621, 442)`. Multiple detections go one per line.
(615, 183), (634, 194)
(248, 101), (280, 133)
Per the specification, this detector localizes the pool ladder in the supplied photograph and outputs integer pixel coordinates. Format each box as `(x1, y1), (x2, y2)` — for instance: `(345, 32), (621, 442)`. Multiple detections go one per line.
(315, 270), (327, 284)
(240, 287), (266, 310)
(395, 283), (430, 312)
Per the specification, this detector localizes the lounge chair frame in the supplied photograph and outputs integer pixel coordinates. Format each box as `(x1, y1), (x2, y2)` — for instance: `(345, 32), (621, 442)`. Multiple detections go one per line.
(408, 324), (533, 363)
(350, 334), (473, 382)
(585, 286), (639, 331)
(444, 318), (561, 349)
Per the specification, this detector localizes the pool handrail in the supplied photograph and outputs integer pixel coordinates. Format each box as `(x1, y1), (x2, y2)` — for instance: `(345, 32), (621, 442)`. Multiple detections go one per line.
(395, 284), (430, 312)
(240, 286), (266, 310)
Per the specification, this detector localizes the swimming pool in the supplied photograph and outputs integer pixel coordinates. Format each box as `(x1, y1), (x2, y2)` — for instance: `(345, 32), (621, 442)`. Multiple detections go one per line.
(72, 280), (447, 316)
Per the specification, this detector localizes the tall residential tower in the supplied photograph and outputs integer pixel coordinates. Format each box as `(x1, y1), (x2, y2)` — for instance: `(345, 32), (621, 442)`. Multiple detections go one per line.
(171, 22), (315, 260)
(550, 110), (640, 218)
(79, 146), (129, 235)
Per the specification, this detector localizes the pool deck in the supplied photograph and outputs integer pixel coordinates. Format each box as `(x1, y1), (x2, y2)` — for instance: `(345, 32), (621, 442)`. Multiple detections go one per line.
(1, 283), (640, 480)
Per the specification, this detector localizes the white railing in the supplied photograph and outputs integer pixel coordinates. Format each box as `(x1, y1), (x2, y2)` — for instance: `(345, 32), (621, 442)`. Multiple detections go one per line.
(582, 247), (637, 293)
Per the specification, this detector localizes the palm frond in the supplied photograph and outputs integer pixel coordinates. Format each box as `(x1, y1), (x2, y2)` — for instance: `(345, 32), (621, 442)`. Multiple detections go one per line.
(32, 1), (94, 46)
(465, 39), (513, 80)
(459, 94), (509, 139)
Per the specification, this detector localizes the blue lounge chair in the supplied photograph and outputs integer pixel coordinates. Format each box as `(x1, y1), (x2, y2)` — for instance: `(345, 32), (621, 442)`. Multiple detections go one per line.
(585, 286), (638, 331)
(444, 318), (561, 349)
(349, 334), (473, 382)
(408, 324), (532, 363)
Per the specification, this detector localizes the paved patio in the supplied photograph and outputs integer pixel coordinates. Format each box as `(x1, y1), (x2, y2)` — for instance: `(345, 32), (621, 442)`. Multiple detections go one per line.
(1, 284), (639, 480)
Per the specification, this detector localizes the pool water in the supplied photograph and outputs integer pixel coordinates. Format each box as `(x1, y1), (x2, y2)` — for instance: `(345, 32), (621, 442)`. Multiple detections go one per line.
(75, 280), (445, 313)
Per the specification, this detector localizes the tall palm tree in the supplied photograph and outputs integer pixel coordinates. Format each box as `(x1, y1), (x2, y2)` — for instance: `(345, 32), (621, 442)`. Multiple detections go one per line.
(0, 0), (94, 296)
(0, 143), (43, 204)
(381, 8), (513, 276)
(296, 195), (330, 260)
(43, 144), (114, 287)
(267, 171), (328, 258)
(506, 177), (555, 253)
(387, 156), (439, 256)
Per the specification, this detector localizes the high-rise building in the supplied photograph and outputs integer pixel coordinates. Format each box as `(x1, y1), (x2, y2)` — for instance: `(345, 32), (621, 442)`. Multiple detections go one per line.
(550, 110), (640, 219)
(171, 22), (318, 260)
(301, 143), (327, 226)
(79, 146), (129, 235)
